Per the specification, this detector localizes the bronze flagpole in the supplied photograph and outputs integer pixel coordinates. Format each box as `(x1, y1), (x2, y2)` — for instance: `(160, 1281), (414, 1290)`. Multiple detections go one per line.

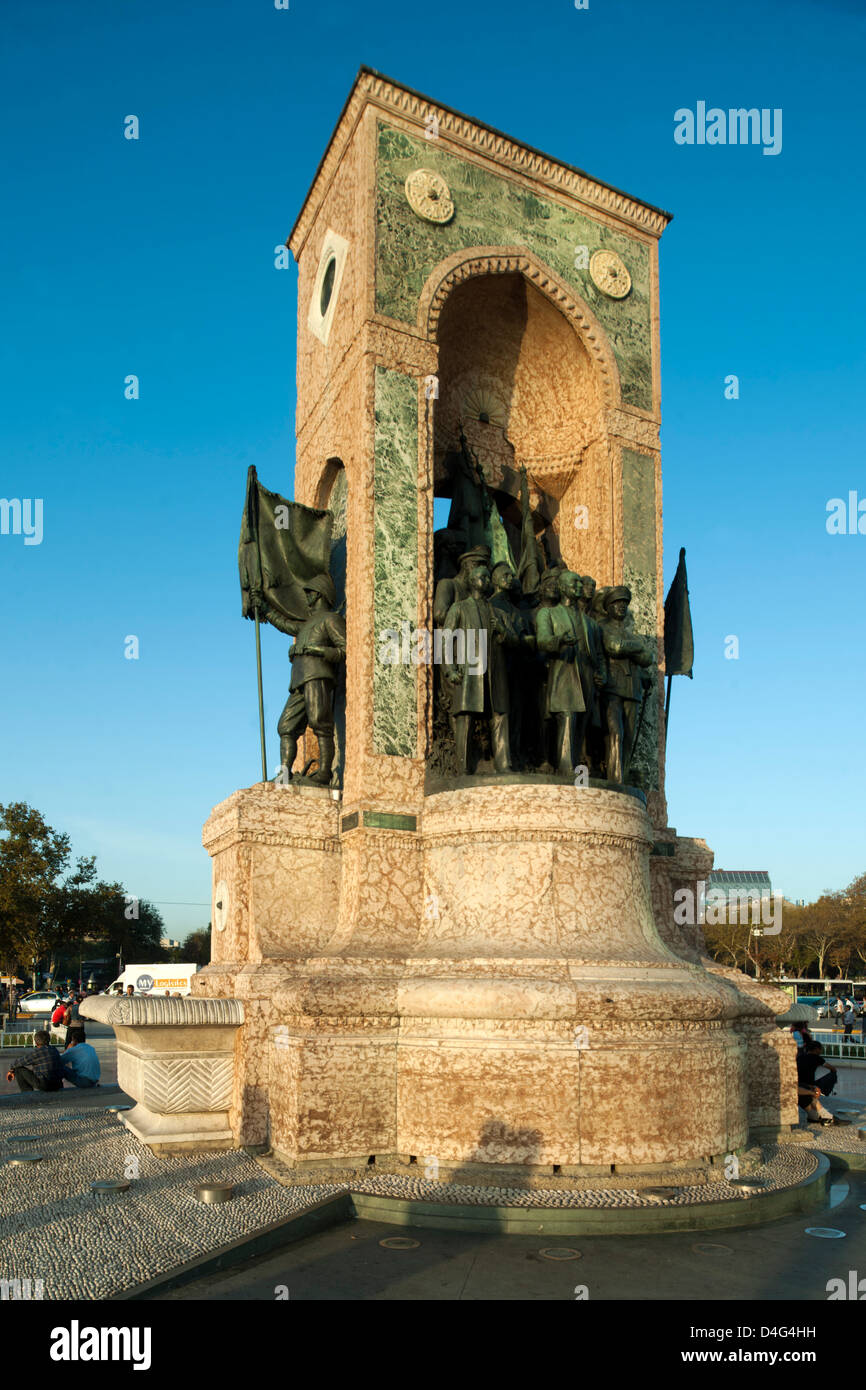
(254, 604), (267, 782)
(247, 465), (268, 782)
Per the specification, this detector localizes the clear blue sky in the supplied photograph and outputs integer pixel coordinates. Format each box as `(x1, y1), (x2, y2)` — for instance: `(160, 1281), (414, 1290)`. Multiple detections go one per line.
(2, 0), (864, 939)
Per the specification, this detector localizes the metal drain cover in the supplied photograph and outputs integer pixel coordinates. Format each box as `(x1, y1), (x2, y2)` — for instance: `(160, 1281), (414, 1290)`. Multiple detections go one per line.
(4, 1135), (40, 1145)
(195, 1182), (235, 1204)
(691, 1242), (733, 1256)
(379, 1236), (420, 1249)
(8, 1153), (44, 1164)
(91, 1179), (130, 1193)
(729, 1177), (765, 1195)
(538, 1247), (582, 1261)
(805, 1227), (846, 1238)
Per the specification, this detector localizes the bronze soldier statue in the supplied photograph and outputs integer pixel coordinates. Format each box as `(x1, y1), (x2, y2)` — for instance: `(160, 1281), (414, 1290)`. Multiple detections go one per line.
(534, 571), (586, 777)
(489, 561), (536, 769)
(568, 573), (607, 774)
(599, 585), (653, 784)
(433, 544), (492, 626)
(256, 573), (346, 785)
(443, 565), (511, 775)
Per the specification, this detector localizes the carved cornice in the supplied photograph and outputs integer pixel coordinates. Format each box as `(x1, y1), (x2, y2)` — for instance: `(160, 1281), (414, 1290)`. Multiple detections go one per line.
(421, 829), (651, 852)
(289, 69), (672, 256)
(205, 830), (341, 857)
(82, 996), (244, 1027)
(418, 249), (622, 411)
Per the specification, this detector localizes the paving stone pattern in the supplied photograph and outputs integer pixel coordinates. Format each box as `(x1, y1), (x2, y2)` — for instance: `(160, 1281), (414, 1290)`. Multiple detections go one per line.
(0, 1104), (343, 1301)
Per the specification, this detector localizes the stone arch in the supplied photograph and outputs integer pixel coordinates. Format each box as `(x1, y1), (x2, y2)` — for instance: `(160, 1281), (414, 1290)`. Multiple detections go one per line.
(420, 249), (621, 585)
(417, 246), (622, 412)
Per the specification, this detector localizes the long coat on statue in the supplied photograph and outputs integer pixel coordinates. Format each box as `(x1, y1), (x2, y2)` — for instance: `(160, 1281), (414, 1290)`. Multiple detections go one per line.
(443, 595), (509, 715)
(534, 603), (586, 716)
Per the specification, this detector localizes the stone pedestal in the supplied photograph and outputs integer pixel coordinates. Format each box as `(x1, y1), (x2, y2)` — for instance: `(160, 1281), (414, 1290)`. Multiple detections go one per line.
(80, 995), (244, 1153)
(197, 782), (775, 1170)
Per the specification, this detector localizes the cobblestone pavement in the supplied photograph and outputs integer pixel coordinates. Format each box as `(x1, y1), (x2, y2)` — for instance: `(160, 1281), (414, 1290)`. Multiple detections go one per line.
(0, 1103), (343, 1301)
(0, 1053), (861, 1299)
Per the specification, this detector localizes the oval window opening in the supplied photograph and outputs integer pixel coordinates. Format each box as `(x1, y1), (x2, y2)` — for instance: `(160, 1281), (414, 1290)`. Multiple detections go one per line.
(319, 257), (337, 317)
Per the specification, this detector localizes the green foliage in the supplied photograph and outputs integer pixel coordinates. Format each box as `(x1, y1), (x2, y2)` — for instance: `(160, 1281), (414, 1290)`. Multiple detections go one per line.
(182, 926), (211, 967)
(0, 802), (165, 981)
(703, 868), (866, 979)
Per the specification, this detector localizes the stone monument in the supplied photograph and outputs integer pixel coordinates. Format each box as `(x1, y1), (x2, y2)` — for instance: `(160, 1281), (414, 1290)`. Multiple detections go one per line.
(190, 69), (795, 1176)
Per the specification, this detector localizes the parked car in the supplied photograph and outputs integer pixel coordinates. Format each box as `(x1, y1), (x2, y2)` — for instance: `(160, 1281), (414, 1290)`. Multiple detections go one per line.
(17, 991), (60, 1014)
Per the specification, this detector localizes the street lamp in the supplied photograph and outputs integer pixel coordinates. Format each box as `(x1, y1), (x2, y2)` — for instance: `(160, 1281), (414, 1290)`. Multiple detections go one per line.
(750, 927), (763, 980)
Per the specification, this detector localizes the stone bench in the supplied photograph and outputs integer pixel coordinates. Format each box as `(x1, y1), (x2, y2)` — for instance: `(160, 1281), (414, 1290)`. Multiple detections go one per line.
(80, 994), (244, 1153)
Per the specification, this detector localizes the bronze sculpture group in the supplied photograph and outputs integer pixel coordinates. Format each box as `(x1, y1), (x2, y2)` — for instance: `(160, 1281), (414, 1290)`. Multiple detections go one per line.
(435, 551), (653, 784)
(247, 434), (654, 790)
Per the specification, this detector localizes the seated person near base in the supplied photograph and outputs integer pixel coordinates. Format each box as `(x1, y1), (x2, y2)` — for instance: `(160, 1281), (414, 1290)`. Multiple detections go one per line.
(5, 1030), (64, 1092)
(61, 1028), (100, 1088)
(797, 1040), (837, 1096)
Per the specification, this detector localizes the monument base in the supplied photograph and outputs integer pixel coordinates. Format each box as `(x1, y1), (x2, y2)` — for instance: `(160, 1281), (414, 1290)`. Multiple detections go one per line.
(198, 783), (796, 1170)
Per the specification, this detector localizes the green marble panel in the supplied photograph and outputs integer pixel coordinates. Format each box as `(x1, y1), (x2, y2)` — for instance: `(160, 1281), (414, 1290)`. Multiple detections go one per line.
(375, 123), (653, 410)
(621, 448), (658, 790)
(373, 366), (418, 757)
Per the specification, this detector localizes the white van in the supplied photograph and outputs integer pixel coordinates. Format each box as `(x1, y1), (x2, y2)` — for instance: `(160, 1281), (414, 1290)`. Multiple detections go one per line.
(104, 964), (199, 997)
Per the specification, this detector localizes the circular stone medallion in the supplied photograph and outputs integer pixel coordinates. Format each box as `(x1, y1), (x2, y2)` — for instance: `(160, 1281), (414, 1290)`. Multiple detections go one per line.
(589, 249), (632, 298)
(379, 1236), (421, 1250)
(405, 169), (454, 223)
(805, 1227), (846, 1238)
(213, 879), (229, 933)
(538, 1247), (582, 1261)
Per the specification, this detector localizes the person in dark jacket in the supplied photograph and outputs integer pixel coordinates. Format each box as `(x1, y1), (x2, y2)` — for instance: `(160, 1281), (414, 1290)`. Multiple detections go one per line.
(5, 1031), (64, 1091)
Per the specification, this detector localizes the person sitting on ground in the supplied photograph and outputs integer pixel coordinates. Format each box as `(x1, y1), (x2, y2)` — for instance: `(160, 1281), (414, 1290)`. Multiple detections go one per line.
(5, 1030), (64, 1092)
(60, 1027), (100, 1089)
(797, 1040), (837, 1093)
(797, 1080), (834, 1125)
(796, 1040), (846, 1126)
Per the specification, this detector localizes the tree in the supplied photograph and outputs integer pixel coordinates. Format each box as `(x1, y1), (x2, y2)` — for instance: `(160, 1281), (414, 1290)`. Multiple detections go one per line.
(0, 803), (165, 987)
(183, 926), (211, 967)
(0, 803), (95, 985)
